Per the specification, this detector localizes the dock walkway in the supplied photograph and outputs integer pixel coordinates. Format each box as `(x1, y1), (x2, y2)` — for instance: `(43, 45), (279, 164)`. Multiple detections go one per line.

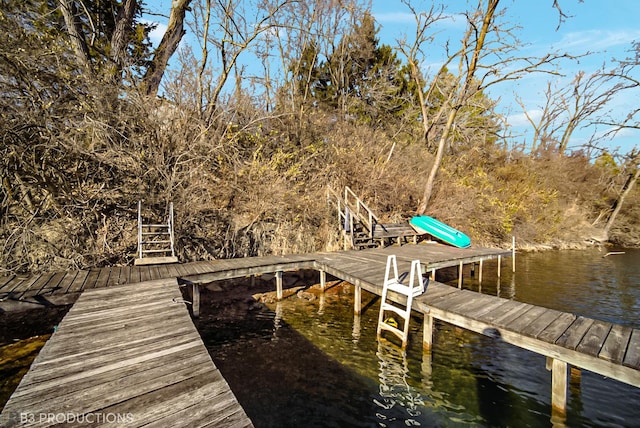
(0, 278), (253, 427)
(1, 242), (639, 418)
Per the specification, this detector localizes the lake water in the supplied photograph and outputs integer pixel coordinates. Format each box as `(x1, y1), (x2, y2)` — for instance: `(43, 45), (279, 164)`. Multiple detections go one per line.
(197, 247), (640, 427)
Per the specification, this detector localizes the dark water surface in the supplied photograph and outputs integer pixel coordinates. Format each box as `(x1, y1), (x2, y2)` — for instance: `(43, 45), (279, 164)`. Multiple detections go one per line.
(198, 248), (640, 427)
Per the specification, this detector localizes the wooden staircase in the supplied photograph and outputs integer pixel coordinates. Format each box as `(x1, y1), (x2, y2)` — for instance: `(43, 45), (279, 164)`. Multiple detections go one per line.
(134, 201), (178, 266)
(327, 186), (421, 250)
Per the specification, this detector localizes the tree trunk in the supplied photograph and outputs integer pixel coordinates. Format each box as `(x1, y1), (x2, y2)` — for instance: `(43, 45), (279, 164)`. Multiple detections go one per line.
(418, 0), (499, 213)
(418, 106), (457, 214)
(58, 0), (92, 73)
(110, 0), (138, 73)
(601, 161), (640, 241)
(143, 0), (193, 97)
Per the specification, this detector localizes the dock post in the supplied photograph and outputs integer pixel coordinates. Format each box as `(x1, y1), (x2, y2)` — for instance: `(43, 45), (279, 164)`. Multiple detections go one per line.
(478, 259), (483, 284)
(354, 285), (361, 314)
(192, 284), (200, 317)
(551, 358), (568, 414)
(497, 255), (502, 278)
(320, 270), (326, 291)
(512, 236), (516, 273)
(458, 261), (463, 288)
(353, 313), (361, 342)
(423, 314), (433, 350)
(276, 271), (283, 300)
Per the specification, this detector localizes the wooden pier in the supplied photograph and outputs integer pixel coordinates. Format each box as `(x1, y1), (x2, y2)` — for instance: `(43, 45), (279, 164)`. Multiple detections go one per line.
(0, 278), (253, 427)
(1, 242), (639, 421)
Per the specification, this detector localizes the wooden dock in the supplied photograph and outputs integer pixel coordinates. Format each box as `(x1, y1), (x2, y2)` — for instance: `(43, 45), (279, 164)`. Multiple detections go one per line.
(1, 242), (639, 419)
(308, 246), (640, 412)
(0, 278), (253, 427)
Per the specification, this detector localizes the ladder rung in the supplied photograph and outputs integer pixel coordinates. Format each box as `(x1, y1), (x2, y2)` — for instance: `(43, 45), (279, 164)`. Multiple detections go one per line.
(381, 303), (410, 318)
(141, 240), (171, 244)
(142, 249), (172, 254)
(142, 224), (169, 228)
(142, 231), (170, 235)
(378, 322), (405, 338)
(385, 281), (424, 297)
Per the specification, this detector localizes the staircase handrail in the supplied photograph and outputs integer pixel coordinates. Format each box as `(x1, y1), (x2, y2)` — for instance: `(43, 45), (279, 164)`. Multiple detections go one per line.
(344, 186), (380, 237)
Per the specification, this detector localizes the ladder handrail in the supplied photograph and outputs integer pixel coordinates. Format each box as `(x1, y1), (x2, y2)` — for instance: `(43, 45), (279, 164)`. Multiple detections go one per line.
(169, 202), (175, 257)
(137, 201), (143, 259)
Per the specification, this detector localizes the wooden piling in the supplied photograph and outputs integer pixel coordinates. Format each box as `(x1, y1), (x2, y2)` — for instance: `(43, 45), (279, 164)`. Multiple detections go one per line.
(276, 271), (283, 300)
(192, 283), (200, 317)
(423, 314), (433, 350)
(552, 358), (568, 414)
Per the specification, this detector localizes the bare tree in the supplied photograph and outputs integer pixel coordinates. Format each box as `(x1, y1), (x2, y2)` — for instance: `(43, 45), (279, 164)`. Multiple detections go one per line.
(193, 0), (293, 120)
(517, 67), (631, 155)
(398, 0), (570, 214)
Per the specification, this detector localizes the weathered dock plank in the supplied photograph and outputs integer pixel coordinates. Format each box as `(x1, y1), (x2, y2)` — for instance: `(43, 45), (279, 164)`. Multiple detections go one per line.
(520, 308), (563, 338)
(536, 312), (576, 343)
(623, 329), (640, 370)
(0, 278), (253, 428)
(556, 316), (595, 350)
(576, 320), (612, 357)
(5, 275), (41, 300)
(14, 273), (56, 300)
(66, 270), (89, 294)
(0, 275), (15, 292)
(35, 272), (67, 296)
(599, 324), (634, 364)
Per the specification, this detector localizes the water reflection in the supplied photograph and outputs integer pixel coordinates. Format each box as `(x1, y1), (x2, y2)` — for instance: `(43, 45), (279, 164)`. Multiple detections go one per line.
(374, 340), (423, 427)
(353, 313), (361, 343)
(272, 301), (283, 341)
(199, 249), (640, 427)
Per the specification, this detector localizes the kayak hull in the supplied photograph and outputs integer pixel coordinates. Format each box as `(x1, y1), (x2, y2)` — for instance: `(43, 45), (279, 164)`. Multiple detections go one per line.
(409, 216), (471, 248)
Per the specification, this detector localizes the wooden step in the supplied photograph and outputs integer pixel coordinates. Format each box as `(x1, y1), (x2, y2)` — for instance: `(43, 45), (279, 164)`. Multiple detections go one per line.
(141, 249), (173, 254)
(134, 256), (179, 266)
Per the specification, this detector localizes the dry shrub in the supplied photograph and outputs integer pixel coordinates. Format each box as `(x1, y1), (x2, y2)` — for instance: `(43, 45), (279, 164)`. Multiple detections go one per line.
(2, 83), (636, 275)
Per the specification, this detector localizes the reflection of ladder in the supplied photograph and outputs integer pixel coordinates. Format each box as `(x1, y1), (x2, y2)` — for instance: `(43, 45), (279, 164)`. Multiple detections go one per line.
(134, 201), (178, 266)
(377, 255), (426, 348)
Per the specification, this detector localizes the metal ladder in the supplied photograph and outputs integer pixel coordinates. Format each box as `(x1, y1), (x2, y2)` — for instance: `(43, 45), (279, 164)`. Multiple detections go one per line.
(134, 201), (178, 266)
(377, 255), (427, 348)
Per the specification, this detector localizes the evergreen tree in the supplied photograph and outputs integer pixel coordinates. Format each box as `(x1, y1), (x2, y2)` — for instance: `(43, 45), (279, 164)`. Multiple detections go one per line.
(310, 12), (415, 127)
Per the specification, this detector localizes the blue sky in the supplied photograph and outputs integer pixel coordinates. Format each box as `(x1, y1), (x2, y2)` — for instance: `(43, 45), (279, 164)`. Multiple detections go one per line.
(145, 0), (640, 155)
(370, 0), (640, 155)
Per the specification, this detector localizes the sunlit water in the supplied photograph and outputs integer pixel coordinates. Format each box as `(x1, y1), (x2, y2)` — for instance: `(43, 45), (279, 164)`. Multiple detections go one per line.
(198, 248), (640, 427)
